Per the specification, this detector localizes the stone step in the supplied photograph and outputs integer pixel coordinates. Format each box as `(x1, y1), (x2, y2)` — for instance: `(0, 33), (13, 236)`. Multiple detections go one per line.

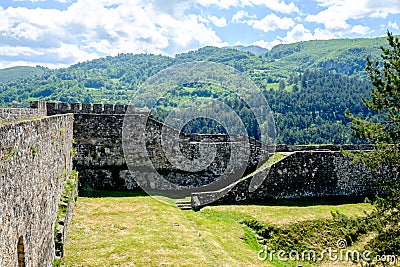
(175, 201), (192, 210)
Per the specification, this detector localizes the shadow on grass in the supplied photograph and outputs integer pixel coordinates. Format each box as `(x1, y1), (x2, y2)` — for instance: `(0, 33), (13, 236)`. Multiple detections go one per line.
(79, 189), (148, 198)
(79, 189), (190, 201)
(79, 188), (371, 208)
(211, 195), (372, 207)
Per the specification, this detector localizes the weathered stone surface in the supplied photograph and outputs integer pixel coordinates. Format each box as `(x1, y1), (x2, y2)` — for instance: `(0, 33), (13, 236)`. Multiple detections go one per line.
(54, 169), (78, 259)
(191, 151), (396, 208)
(0, 106), (46, 122)
(43, 102), (390, 201)
(71, 106), (267, 193)
(0, 114), (73, 267)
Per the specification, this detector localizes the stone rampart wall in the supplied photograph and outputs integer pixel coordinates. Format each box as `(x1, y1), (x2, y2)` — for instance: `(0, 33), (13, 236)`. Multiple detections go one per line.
(191, 151), (393, 208)
(0, 114), (73, 266)
(0, 102), (46, 122)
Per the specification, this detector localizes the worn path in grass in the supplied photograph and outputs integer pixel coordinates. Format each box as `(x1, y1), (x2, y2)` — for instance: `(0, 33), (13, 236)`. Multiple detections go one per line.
(60, 192), (372, 267)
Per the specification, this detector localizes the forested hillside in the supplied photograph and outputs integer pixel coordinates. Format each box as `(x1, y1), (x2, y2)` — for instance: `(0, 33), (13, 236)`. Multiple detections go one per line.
(265, 70), (373, 144)
(227, 45), (269, 55)
(0, 36), (388, 144)
(0, 66), (46, 84)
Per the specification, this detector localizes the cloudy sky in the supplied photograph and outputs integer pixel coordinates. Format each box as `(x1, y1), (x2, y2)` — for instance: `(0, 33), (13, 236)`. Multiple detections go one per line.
(1, 0), (399, 69)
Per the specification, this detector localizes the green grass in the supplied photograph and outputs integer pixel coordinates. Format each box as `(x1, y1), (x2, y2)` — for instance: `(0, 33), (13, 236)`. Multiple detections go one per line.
(262, 152), (286, 167)
(265, 82), (294, 92)
(208, 198), (371, 227)
(266, 82), (280, 91)
(60, 194), (372, 267)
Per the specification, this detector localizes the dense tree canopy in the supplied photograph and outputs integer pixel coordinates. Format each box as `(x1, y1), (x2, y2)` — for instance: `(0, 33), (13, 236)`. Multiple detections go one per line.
(346, 31), (400, 257)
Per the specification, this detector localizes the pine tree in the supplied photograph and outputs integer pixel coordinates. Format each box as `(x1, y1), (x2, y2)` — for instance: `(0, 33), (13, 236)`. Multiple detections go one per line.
(346, 31), (400, 256)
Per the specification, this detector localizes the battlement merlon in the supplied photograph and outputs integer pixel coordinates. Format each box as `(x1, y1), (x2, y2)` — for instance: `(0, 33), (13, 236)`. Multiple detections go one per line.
(29, 101), (149, 116)
(29, 100), (47, 110)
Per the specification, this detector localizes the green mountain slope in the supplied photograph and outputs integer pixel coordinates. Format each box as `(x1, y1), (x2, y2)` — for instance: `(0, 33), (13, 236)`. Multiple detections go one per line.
(0, 37), (386, 105)
(0, 66), (46, 83)
(0, 36), (388, 144)
(266, 37), (386, 77)
(0, 54), (173, 104)
(229, 45), (269, 55)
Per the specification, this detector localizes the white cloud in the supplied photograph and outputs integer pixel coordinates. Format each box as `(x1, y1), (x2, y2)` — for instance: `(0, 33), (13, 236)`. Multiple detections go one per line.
(313, 0), (337, 7)
(307, 0), (400, 30)
(147, 0), (191, 18)
(243, 0), (300, 14)
(0, 46), (43, 57)
(350, 25), (370, 35)
(251, 39), (280, 49)
(248, 14), (294, 32)
(195, 0), (240, 9)
(388, 21), (399, 30)
(208, 15), (227, 27)
(250, 24), (341, 51)
(1, 0), (399, 69)
(366, 0), (400, 18)
(0, 0), (227, 68)
(273, 24), (339, 45)
(232, 10), (245, 22)
(312, 28), (338, 40)
(196, 0), (299, 14)
(233, 41), (244, 46)
(279, 24), (313, 43)
(231, 10), (256, 23)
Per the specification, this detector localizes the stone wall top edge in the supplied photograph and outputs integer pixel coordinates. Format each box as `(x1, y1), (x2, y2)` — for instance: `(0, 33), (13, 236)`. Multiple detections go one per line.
(275, 144), (374, 152)
(33, 101), (139, 115)
(0, 106), (47, 123)
(27, 101), (373, 151)
(0, 113), (73, 129)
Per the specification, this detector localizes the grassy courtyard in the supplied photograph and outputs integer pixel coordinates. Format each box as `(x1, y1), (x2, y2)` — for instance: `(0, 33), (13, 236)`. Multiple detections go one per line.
(60, 192), (373, 267)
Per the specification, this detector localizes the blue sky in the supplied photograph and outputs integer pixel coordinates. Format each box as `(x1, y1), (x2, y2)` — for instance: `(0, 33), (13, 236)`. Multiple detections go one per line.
(0, 0), (399, 69)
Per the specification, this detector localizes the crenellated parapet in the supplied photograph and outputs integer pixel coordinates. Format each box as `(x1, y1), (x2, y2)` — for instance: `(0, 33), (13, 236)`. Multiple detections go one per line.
(28, 100), (47, 110)
(29, 101), (149, 116)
